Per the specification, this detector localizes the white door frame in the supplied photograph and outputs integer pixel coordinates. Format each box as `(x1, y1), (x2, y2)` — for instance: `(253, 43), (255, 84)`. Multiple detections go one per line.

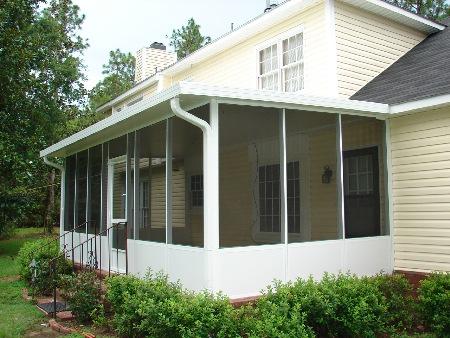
(107, 155), (127, 272)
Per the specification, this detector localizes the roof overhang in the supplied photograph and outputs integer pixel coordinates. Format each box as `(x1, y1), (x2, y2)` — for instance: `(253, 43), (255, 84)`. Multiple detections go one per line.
(341, 0), (445, 33)
(40, 82), (389, 158)
(390, 93), (450, 114)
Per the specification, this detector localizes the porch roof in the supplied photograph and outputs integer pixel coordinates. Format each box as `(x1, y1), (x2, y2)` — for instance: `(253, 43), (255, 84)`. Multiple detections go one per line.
(40, 82), (389, 158)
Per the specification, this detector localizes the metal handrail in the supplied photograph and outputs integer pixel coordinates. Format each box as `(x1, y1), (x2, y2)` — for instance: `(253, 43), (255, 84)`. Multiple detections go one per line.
(46, 221), (128, 318)
(37, 220), (95, 254)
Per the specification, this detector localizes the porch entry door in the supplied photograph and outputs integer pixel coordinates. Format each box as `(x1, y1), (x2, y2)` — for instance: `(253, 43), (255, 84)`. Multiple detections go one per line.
(108, 157), (128, 272)
(343, 146), (380, 238)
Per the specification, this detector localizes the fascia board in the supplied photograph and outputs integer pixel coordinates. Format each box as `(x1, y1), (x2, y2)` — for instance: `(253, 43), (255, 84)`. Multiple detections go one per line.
(389, 93), (450, 114)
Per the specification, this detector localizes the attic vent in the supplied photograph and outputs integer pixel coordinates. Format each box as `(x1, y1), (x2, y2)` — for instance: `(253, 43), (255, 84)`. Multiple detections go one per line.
(265, 0), (278, 12)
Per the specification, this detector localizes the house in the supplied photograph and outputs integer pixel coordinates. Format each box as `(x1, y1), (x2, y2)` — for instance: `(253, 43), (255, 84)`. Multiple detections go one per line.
(41, 0), (450, 299)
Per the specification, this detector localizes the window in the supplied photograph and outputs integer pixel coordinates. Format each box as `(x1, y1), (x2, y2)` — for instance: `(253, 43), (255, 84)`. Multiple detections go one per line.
(282, 33), (304, 92)
(258, 31), (304, 92)
(190, 174), (203, 207)
(344, 154), (374, 195)
(258, 44), (279, 91)
(139, 180), (149, 227)
(259, 161), (300, 234)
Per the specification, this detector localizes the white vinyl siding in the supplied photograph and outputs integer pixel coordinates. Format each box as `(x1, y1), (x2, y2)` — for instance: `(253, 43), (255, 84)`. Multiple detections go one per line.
(335, 1), (426, 97)
(390, 107), (450, 273)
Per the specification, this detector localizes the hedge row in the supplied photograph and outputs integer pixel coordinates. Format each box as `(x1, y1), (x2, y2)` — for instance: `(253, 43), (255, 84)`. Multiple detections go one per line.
(100, 271), (449, 338)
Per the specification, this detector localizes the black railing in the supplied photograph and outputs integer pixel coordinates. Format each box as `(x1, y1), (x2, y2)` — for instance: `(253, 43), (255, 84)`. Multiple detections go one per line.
(38, 220), (94, 255)
(35, 221), (128, 318)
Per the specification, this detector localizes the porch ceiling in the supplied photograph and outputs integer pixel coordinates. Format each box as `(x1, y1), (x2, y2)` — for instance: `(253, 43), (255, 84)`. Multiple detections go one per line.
(40, 82), (389, 158)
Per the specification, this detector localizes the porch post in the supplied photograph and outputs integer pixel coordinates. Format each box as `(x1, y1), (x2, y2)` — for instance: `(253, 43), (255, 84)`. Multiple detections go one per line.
(60, 161), (66, 239)
(166, 119), (173, 244)
(134, 132), (140, 240)
(336, 114), (345, 239)
(279, 109), (288, 281)
(204, 99), (220, 290)
(384, 119), (395, 272)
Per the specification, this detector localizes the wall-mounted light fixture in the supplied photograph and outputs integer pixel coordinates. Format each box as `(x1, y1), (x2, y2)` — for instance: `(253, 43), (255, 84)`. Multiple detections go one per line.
(322, 165), (333, 184)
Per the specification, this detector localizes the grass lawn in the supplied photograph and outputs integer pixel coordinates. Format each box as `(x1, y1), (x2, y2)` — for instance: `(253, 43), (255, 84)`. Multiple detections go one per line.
(0, 227), (115, 338)
(0, 227), (56, 338)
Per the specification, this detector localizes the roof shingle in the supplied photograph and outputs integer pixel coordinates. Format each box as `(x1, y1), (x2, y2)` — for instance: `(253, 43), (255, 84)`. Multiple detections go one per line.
(351, 19), (450, 104)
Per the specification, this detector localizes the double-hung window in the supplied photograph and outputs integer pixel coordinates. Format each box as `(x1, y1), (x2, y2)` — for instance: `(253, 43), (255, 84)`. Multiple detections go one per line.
(258, 30), (304, 92)
(258, 44), (279, 91)
(259, 161), (300, 234)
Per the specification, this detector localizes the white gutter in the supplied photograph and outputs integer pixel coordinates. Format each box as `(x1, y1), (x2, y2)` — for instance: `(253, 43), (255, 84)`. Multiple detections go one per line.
(389, 93), (450, 114)
(43, 156), (64, 172)
(44, 156), (65, 236)
(170, 97), (211, 133)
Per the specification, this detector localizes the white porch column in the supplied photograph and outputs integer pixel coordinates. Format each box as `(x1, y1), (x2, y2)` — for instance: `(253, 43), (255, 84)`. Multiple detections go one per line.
(204, 99), (220, 291)
(60, 163), (66, 239)
(336, 114), (345, 239)
(279, 109), (288, 282)
(166, 119), (173, 244)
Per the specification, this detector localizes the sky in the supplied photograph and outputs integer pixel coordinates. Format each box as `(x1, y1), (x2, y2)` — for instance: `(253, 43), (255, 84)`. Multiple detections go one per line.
(74, 0), (268, 89)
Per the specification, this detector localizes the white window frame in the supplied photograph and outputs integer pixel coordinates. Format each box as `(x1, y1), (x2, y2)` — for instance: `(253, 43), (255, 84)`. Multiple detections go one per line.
(255, 25), (305, 93)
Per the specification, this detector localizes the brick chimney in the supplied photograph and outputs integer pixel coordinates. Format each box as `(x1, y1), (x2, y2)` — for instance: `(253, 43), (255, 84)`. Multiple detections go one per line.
(134, 42), (177, 83)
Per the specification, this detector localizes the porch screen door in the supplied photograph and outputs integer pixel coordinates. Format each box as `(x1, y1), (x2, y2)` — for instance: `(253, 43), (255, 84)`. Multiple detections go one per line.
(109, 159), (127, 251)
(343, 146), (380, 238)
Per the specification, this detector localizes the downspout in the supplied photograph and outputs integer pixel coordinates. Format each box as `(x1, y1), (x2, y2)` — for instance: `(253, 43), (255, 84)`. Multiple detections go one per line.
(44, 156), (64, 172)
(43, 156), (65, 238)
(170, 97), (218, 292)
(170, 97), (211, 133)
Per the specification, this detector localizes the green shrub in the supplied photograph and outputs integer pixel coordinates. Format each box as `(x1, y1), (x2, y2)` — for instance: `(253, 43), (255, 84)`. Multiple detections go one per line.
(249, 273), (388, 338)
(373, 273), (416, 333)
(418, 272), (450, 337)
(106, 271), (240, 338)
(318, 273), (387, 337)
(17, 237), (71, 295)
(60, 271), (102, 323)
(238, 292), (315, 338)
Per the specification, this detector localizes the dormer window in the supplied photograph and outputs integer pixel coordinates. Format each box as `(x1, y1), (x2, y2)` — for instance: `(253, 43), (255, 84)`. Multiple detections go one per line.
(257, 29), (304, 92)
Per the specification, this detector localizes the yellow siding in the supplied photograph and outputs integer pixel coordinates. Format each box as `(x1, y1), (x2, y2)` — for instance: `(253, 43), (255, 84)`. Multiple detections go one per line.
(309, 127), (339, 240)
(169, 1), (335, 96)
(390, 107), (450, 273)
(335, 1), (426, 97)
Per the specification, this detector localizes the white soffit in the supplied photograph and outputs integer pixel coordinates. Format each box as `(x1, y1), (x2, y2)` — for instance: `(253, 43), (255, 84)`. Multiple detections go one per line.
(41, 81), (390, 158)
(340, 0), (445, 33)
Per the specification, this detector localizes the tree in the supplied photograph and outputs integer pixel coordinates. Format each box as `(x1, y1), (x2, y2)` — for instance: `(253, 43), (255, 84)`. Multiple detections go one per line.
(387, 0), (450, 20)
(88, 49), (135, 112)
(0, 0), (87, 236)
(169, 18), (211, 59)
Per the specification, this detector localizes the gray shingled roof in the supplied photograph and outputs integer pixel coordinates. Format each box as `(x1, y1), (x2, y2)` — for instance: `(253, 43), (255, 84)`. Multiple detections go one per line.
(351, 18), (450, 105)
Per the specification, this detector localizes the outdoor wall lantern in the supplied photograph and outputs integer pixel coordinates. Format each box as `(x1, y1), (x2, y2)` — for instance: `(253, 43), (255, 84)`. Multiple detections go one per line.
(322, 165), (333, 184)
